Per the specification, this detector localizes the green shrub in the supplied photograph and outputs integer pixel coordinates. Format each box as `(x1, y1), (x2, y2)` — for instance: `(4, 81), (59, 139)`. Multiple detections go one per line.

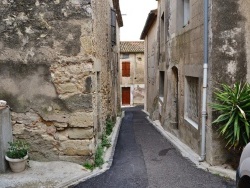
(6, 140), (29, 159)
(94, 145), (104, 167)
(101, 134), (111, 148)
(83, 162), (94, 171)
(106, 119), (115, 136)
(83, 118), (115, 170)
(211, 82), (250, 149)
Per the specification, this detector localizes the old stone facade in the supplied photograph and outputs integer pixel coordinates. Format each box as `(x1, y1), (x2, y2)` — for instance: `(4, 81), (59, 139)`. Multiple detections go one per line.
(0, 0), (123, 163)
(120, 41), (145, 106)
(142, 0), (250, 165)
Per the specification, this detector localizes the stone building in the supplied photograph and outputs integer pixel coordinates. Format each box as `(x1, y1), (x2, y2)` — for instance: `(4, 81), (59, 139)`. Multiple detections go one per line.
(120, 41), (145, 106)
(142, 0), (250, 165)
(0, 0), (123, 163)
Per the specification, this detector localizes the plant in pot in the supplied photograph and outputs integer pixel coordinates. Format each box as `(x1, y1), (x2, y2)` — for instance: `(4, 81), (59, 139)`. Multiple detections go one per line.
(211, 82), (250, 168)
(5, 140), (29, 173)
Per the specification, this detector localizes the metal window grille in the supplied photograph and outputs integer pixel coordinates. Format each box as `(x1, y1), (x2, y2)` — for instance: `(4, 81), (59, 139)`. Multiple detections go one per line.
(186, 77), (198, 123)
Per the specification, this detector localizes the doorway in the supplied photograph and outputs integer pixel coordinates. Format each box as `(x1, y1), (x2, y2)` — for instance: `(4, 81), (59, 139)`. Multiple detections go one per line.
(122, 87), (130, 105)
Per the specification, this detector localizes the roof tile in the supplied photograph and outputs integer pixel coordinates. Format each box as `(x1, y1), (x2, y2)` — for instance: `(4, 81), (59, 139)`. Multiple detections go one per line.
(120, 41), (144, 53)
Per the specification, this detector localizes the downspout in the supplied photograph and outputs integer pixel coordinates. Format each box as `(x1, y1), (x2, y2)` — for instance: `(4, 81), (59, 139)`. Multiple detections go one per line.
(199, 0), (209, 162)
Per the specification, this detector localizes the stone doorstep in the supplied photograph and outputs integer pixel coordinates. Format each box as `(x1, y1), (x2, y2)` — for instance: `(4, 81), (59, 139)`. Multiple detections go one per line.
(143, 113), (236, 181)
(55, 111), (125, 188)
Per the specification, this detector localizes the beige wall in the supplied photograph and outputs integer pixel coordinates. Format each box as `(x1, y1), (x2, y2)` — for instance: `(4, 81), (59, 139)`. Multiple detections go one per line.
(120, 52), (145, 105)
(144, 15), (159, 119)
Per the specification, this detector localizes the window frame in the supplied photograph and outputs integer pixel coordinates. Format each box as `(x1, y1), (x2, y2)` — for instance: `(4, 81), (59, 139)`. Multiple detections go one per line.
(183, 0), (190, 26)
(184, 76), (199, 129)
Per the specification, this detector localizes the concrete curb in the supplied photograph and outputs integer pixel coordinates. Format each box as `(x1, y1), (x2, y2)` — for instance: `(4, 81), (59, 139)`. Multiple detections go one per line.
(144, 113), (236, 181)
(57, 112), (125, 188)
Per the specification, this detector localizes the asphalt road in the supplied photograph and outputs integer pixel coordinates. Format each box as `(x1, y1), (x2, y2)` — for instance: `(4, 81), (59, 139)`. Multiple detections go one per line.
(74, 107), (235, 188)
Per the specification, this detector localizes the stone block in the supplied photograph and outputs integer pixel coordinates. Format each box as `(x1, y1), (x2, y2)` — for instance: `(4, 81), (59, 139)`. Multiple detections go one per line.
(69, 112), (93, 128)
(54, 122), (68, 128)
(64, 94), (93, 111)
(68, 128), (94, 139)
(55, 131), (69, 141)
(60, 139), (94, 156)
(12, 123), (25, 135)
(41, 114), (69, 123)
(58, 83), (78, 94)
(12, 111), (40, 125)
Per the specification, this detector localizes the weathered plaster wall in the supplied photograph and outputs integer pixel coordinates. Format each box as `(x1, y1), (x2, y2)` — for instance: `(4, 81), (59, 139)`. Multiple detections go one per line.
(206, 0), (248, 165)
(144, 16), (159, 119)
(241, 1), (250, 83)
(145, 0), (250, 166)
(0, 0), (120, 163)
(160, 0), (204, 155)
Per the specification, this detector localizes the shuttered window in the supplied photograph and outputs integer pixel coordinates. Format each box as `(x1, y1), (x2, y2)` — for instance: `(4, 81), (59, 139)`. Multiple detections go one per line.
(111, 8), (116, 46)
(122, 62), (130, 77)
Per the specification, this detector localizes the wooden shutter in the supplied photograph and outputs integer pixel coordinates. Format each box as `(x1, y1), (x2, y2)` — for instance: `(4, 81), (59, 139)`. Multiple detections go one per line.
(122, 62), (130, 77)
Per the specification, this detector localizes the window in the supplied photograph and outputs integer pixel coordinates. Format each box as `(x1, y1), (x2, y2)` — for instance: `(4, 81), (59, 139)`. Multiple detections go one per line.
(111, 8), (116, 46)
(121, 54), (129, 59)
(185, 76), (199, 128)
(183, 0), (190, 26)
(122, 62), (130, 77)
(160, 12), (165, 63)
(159, 71), (165, 101)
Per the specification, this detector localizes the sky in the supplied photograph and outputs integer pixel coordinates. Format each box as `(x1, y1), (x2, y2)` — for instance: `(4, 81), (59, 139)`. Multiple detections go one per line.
(119, 0), (157, 41)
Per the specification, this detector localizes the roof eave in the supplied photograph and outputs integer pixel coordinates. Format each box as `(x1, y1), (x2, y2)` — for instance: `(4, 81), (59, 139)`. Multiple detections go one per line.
(140, 9), (157, 40)
(113, 0), (123, 27)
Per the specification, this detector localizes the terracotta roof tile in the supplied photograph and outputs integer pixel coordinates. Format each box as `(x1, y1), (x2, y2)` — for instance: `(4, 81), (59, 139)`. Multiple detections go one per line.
(120, 41), (144, 53)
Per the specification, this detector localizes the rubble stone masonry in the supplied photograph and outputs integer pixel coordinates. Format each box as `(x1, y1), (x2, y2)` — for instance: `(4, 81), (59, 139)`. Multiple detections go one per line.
(0, 0), (120, 163)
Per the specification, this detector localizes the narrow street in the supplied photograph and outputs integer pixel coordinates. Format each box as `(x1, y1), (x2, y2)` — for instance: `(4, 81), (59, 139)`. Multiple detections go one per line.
(74, 107), (235, 188)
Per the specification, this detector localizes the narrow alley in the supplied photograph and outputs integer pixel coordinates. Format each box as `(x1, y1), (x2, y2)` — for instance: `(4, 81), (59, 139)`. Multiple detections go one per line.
(73, 107), (235, 188)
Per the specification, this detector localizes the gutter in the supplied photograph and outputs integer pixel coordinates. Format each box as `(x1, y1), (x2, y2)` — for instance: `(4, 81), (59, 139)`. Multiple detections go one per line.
(199, 0), (209, 162)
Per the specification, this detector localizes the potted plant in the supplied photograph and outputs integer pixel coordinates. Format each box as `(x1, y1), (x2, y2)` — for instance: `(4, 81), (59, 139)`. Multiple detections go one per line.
(5, 140), (29, 173)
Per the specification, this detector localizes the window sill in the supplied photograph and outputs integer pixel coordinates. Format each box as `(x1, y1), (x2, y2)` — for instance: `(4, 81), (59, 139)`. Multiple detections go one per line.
(184, 116), (198, 130)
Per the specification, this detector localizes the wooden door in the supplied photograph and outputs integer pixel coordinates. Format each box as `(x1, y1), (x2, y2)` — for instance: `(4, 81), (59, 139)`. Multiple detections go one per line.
(122, 87), (130, 105)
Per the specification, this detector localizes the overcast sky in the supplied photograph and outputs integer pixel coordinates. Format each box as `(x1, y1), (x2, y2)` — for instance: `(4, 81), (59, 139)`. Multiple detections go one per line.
(120, 0), (157, 41)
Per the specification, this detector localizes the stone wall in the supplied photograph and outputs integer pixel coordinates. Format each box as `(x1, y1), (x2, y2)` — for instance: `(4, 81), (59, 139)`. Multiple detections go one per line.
(145, 0), (250, 166)
(206, 0), (249, 165)
(0, 0), (121, 163)
(162, 0), (205, 155)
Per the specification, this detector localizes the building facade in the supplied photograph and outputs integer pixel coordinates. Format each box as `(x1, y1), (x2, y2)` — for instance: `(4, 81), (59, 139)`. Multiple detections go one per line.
(142, 0), (250, 165)
(0, 0), (123, 163)
(120, 41), (145, 106)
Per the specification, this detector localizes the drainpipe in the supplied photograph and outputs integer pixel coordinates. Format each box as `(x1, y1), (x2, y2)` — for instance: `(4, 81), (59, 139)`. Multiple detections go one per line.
(199, 0), (209, 162)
